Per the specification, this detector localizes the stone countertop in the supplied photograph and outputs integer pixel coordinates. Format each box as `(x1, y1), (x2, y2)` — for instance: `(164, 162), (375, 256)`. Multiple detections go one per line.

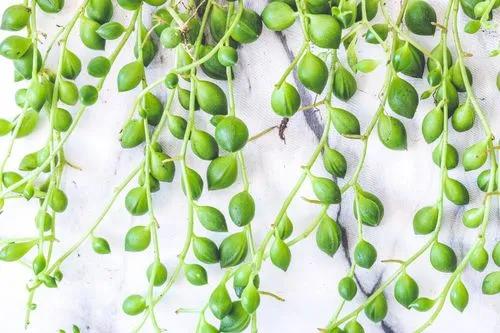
(0, 1), (499, 332)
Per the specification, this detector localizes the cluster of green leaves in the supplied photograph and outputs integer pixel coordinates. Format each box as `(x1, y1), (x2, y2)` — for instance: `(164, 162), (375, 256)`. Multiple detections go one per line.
(188, 1), (389, 332)
(294, 0), (500, 332)
(0, 0), (84, 313)
(18, 0), (264, 331)
(199, 0), (498, 332)
(137, 1), (265, 331)
(0, 0), (498, 332)
(0, 0), (143, 327)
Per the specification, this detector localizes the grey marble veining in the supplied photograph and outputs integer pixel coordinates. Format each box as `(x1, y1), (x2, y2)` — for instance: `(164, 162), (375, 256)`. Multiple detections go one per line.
(0, 1), (499, 332)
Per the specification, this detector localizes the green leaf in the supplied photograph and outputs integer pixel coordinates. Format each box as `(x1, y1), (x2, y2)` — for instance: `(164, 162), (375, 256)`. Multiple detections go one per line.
(125, 187), (148, 215)
(338, 276), (357, 301)
(355, 59), (378, 73)
(412, 206), (438, 234)
(0, 119), (13, 136)
(333, 66), (357, 101)
(0, 240), (36, 261)
(61, 49), (81, 79)
(195, 205), (227, 232)
(271, 82), (300, 117)
(219, 232), (248, 268)
(482, 271), (500, 295)
(36, 0), (64, 14)
(450, 280), (469, 312)
(315, 215), (342, 256)
(209, 284), (232, 319)
(181, 167), (204, 200)
(79, 16), (105, 50)
(297, 51), (328, 94)
(192, 236), (220, 264)
(117, 61), (144, 92)
(1, 5), (31, 31)
(16, 110), (39, 138)
(330, 107), (360, 136)
(364, 293), (388, 322)
(354, 239), (377, 269)
(310, 175), (341, 204)
(207, 155), (238, 190)
(377, 114), (407, 150)
(323, 146), (347, 178)
(122, 294), (146, 316)
(464, 20), (481, 34)
(184, 264), (208, 286)
(219, 301), (250, 332)
(430, 242), (457, 272)
(190, 129), (218, 160)
(228, 191), (255, 227)
(92, 237), (111, 254)
(96, 21), (125, 40)
(353, 189), (384, 226)
(124, 225), (151, 252)
(409, 297), (435, 312)
(270, 236), (291, 271)
(241, 281), (260, 313)
(394, 273), (419, 308)
(0, 35), (31, 59)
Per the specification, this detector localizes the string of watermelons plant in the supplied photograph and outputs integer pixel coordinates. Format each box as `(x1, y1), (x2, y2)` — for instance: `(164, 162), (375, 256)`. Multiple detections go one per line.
(9, 0), (261, 331)
(0, 0), (144, 326)
(0, 0), (497, 332)
(320, 0), (500, 331)
(0, 0), (89, 198)
(189, 0), (498, 331)
(0, 1), (40, 199)
(310, 0), (436, 330)
(128, 1), (265, 331)
(18, 0), (166, 327)
(412, 0), (500, 330)
(184, 0), (386, 331)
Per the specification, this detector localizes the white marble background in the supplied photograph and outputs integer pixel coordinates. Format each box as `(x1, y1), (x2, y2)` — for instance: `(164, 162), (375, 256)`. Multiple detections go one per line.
(0, 1), (499, 332)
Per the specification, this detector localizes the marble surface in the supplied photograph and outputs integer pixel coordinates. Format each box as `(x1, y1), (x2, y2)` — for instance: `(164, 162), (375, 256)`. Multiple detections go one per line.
(0, 1), (499, 332)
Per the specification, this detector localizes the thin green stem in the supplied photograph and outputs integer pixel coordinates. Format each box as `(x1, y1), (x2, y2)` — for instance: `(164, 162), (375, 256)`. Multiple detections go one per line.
(275, 42), (308, 88)
(152, 0), (214, 309)
(142, 116), (162, 333)
(325, 237), (435, 330)
(42, 25), (65, 66)
(295, 0), (310, 41)
(285, 205), (327, 248)
(46, 163), (143, 274)
(253, 48), (339, 271)
(23, 1), (91, 324)
(479, 0), (497, 24)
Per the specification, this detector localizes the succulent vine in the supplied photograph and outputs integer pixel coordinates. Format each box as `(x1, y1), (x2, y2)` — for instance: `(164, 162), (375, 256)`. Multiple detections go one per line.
(0, 0), (498, 332)
(0, 0), (140, 327)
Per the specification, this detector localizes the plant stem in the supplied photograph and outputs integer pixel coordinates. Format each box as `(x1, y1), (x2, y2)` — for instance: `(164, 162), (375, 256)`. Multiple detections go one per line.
(323, 0), (440, 328)
(413, 1), (500, 330)
(47, 163), (143, 273)
(295, 0), (310, 41)
(326, 237), (435, 330)
(151, 0), (215, 310)
(275, 42), (308, 88)
(23, 1), (92, 325)
(285, 205), (327, 247)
